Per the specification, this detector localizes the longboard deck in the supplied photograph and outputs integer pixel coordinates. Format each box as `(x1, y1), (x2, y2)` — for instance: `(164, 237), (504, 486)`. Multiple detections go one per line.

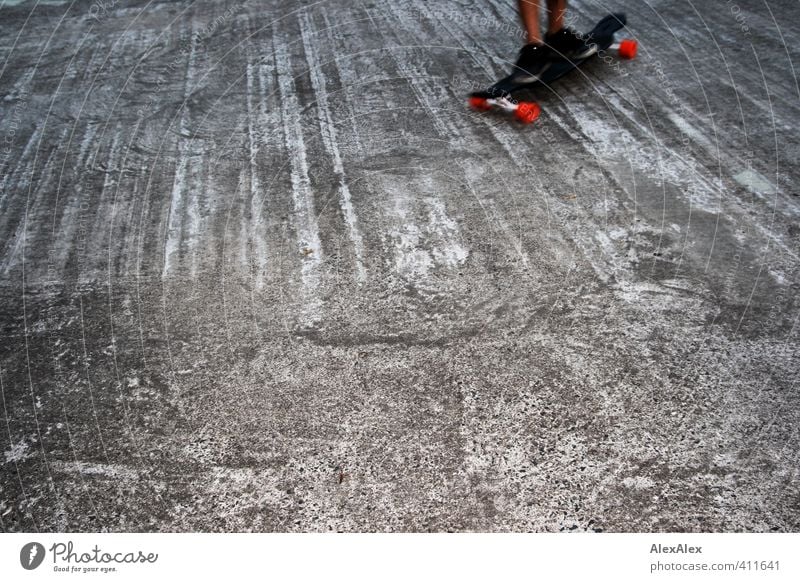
(470, 13), (633, 104)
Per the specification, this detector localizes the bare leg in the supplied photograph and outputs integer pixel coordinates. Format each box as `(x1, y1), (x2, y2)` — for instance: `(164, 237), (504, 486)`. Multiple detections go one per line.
(546, 0), (567, 35)
(518, 0), (543, 44)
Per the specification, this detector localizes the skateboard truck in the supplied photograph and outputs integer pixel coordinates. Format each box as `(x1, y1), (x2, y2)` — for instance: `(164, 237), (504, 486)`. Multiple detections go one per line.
(468, 94), (541, 124)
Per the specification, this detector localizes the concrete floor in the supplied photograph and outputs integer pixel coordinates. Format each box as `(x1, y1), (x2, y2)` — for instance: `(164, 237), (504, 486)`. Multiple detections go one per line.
(0, 0), (798, 532)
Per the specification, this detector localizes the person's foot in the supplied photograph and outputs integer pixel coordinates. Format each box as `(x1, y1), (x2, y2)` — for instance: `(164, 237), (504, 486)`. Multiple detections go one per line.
(545, 27), (596, 60)
(512, 42), (555, 82)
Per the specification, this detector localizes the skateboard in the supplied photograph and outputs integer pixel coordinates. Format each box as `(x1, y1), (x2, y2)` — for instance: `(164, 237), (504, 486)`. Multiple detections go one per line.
(469, 13), (637, 123)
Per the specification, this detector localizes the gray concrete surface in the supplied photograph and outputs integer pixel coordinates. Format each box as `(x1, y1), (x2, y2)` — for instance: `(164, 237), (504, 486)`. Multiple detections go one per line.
(0, 0), (798, 532)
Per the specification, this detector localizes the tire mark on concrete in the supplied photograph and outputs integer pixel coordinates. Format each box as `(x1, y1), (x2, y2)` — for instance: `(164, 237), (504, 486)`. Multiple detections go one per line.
(244, 50), (269, 290)
(299, 11), (366, 283)
(273, 25), (323, 325)
(163, 25), (201, 279)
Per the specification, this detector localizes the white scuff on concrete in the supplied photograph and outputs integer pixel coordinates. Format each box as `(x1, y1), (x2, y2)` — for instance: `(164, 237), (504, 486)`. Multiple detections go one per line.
(3, 439), (31, 464)
(733, 169), (777, 196)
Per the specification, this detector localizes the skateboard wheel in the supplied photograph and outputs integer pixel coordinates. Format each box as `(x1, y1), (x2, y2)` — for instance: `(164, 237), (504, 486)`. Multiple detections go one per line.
(469, 96), (491, 111)
(515, 102), (541, 124)
(618, 39), (637, 59)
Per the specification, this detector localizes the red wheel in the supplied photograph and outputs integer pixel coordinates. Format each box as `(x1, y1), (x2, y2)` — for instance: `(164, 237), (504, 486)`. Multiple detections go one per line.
(469, 96), (491, 111)
(618, 39), (637, 59)
(515, 101), (541, 124)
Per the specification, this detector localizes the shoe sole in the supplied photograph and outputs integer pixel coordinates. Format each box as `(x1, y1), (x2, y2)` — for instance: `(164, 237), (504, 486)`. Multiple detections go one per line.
(506, 44), (599, 86)
(512, 62), (552, 84)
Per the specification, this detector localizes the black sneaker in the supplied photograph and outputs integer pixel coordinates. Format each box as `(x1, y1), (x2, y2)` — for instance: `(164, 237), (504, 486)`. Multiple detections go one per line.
(513, 42), (555, 82)
(545, 27), (596, 60)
